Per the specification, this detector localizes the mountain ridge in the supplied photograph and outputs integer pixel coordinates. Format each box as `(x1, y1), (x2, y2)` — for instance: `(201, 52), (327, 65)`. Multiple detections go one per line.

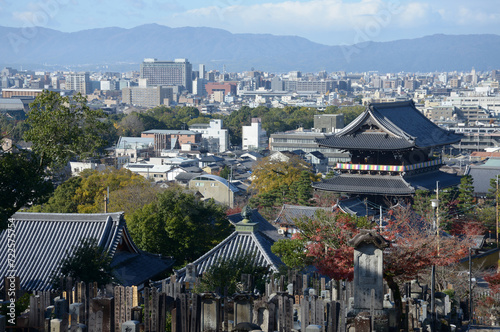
(0, 24), (499, 73)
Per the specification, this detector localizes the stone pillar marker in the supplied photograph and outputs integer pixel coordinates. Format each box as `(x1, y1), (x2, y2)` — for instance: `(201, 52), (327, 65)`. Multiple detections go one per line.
(348, 229), (390, 315)
(201, 293), (220, 332)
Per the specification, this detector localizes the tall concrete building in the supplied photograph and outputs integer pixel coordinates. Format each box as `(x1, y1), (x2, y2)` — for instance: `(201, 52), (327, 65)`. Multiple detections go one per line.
(242, 118), (267, 151)
(140, 58), (192, 93)
(199, 64), (205, 79)
(66, 72), (91, 94)
(122, 86), (174, 108)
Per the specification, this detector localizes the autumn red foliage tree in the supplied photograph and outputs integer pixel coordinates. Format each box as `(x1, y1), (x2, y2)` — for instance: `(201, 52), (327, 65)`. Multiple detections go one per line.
(272, 206), (475, 327)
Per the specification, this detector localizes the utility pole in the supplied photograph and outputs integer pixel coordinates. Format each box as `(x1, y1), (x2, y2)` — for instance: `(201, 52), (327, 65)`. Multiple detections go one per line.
(497, 174), (499, 248)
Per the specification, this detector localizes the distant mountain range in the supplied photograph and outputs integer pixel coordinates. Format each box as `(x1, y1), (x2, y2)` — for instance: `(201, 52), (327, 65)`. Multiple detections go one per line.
(1, 24), (499, 73)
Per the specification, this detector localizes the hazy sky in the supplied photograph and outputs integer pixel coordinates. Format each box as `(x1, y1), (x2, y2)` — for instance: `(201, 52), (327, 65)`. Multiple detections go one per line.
(1, 0), (499, 45)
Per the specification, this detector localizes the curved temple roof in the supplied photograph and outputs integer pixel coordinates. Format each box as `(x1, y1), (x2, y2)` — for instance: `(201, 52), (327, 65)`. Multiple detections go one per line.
(317, 100), (462, 151)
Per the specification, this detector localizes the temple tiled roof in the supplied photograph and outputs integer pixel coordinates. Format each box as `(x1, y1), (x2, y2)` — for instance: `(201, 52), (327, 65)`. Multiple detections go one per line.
(334, 197), (377, 217)
(0, 212), (174, 291)
(317, 100), (462, 150)
(313, 171), (462, 196)
(164, 210), (283, 283)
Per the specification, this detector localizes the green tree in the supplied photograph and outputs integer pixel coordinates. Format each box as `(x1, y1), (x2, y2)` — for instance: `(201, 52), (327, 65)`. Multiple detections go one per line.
(325, 105), (365, 125)
(195, 251), (270, 295)
(271, 236), (311, 270)
(457, 175), (475, 213)
(24, 91), (109, 169)
(50, 238), (115, 288)
(219, 165), (231, 180)
(250, 155), (319, 208)
(127, 187), (232, 267)
(74, 168), (152, 213)
(30, 176), (82, 213)
(0, 151), (53, 229)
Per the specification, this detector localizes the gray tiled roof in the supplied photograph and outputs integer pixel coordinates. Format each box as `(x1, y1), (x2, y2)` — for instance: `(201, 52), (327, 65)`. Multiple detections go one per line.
(227, 209), (280, 242)
(166, 211), (283, 283)
(275, 205), (333, 226)
(0, 212), (173, 291)
(335, 197), (377, 217)
(466, 165), (500, 197)
(318, 133), (414, 150)
(313, 171), (462, 195)
(317, 100), (462, 150)
(313, 174), (413, 195)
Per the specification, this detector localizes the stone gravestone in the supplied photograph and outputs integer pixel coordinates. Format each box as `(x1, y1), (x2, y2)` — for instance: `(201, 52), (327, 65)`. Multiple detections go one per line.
(121, 320), (140, 332)
(348, 230), (390, 332)
(349, 230), (389, 315)
(234, 294), (253, 325)
(184, 264), (197, 290)
(201, 293), (220, 332)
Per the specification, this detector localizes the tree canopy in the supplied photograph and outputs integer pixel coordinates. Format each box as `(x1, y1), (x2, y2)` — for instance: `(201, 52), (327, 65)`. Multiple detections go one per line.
(0, 151), (52, 229)
(30, 168), (157, 217)
(50, 238), (115, 288)
(24, 91), (109, 169)
(249, 155), (320, 209)
(127, 186), (232, 267)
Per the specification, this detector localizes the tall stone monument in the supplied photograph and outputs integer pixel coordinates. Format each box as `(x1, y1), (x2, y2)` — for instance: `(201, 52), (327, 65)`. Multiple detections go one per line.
(348, 229), (390, 331)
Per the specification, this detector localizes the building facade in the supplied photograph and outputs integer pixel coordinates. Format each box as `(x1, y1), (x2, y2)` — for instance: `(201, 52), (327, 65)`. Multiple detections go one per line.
(66, 72), (91, 94)
(189, 119), (229, 153)
(122, 86), (174, 108)
(141, 129), (202, 155)
(140, 58), (192, 93)
(242, 118), (267, 151)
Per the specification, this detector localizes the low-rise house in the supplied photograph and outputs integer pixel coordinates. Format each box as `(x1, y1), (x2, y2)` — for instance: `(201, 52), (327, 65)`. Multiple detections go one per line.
(275, 204), (333, 237)
(123, 162), (172, 182)
(115, 136), (154, 164)
(69, 161), (106, 176)
(188, 174), (239, 207)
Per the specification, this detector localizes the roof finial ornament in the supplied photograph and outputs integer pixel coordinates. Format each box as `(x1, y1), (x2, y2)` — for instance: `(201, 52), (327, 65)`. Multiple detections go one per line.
(241, 205), (252, 223)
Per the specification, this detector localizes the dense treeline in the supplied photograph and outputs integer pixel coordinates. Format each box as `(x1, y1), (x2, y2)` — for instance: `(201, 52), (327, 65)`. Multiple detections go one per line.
(1, 104), (364, 149)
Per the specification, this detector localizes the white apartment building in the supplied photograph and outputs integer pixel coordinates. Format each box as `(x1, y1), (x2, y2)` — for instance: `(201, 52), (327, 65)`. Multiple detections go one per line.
(189, 119), (229, 152)
(242, 118), (267, 151)
(444, 95), (500, 114)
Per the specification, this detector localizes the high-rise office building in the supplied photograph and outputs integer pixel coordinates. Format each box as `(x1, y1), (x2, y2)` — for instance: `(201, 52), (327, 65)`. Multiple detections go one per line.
(199, 64), (205, 79)
(66, 72), (91, 94)
(140, 58), (192, 93)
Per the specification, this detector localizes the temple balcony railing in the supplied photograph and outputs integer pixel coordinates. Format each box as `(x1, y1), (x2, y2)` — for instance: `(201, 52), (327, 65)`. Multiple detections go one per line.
(335, 158), (443, 174)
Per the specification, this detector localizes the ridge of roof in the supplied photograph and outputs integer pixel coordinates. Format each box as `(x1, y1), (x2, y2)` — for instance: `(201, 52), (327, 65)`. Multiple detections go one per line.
(318, 100), (462, 150)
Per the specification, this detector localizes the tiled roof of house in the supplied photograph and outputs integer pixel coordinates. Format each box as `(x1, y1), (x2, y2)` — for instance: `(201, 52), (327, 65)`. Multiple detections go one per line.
(466, 166), (500, 197)
(0, 212), (173, 291)
(275, 204), (333, 226)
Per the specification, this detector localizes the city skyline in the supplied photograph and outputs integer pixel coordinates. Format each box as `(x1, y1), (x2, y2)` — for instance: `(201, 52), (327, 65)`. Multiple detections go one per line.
(1, 0), (499, 46)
